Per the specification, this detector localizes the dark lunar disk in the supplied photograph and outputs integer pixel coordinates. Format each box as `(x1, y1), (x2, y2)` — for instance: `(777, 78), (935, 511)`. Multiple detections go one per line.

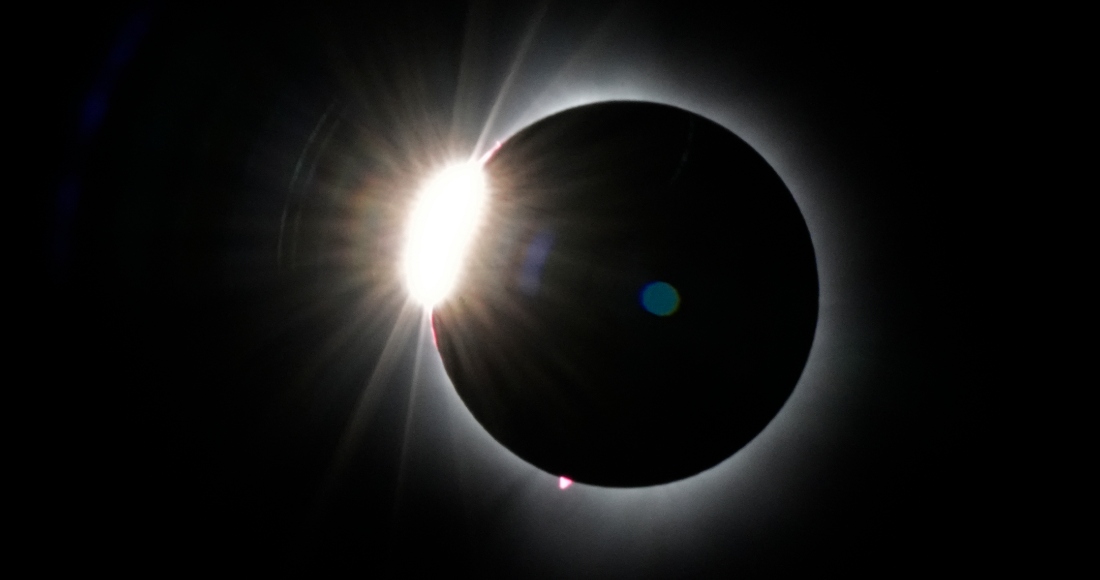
(432, 101), (818, 487)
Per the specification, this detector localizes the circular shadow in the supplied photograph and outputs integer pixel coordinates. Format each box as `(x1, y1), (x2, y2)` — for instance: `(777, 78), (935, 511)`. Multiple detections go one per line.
(432, 101), (818, 487)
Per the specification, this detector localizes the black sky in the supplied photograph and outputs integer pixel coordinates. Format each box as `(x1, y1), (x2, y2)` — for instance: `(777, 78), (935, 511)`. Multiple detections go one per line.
(32, 2), (990, 575)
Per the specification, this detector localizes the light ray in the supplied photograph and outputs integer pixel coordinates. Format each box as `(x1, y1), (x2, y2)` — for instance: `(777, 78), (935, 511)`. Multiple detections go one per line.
(393, 309), (433, 519)
(311, 302), (422, 516)
(472, 2), (549, 158)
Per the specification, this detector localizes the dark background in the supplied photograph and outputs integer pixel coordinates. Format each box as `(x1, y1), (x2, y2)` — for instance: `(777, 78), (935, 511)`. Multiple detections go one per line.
(31, 2), (995, 575)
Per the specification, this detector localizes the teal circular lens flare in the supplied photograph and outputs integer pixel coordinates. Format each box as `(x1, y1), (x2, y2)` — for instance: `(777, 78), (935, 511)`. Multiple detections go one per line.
(641, 281), (680, 316)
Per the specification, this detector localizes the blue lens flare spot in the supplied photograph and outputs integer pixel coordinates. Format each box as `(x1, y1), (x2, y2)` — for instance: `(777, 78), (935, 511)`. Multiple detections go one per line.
(640, 281), (680, 316)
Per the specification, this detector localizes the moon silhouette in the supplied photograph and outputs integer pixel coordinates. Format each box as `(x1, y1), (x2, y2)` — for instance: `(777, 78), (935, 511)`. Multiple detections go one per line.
(432, 101), (819, 486)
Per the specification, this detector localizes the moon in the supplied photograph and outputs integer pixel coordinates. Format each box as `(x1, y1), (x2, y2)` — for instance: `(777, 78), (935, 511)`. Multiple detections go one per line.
(431, 101), (818, 486)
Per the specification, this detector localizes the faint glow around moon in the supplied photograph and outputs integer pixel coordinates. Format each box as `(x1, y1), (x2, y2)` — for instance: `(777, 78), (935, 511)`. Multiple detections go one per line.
(559, 476), (573, 489)
(402, 162), (489, 308)
(641, 281), (681, 316)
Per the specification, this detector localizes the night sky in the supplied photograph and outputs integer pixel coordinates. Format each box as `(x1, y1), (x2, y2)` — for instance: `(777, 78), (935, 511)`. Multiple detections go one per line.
(33, 2), (989, 575)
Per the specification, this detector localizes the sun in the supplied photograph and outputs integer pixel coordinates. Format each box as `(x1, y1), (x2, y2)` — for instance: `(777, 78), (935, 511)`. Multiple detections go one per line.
(401, 161), (490, 308)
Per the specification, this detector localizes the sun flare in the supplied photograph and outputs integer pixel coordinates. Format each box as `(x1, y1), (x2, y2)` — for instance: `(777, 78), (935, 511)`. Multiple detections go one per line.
(402, 162), (489, 308)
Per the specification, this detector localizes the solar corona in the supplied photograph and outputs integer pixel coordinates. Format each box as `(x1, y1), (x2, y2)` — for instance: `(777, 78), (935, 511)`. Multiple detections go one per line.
(423, 101), (818, 487)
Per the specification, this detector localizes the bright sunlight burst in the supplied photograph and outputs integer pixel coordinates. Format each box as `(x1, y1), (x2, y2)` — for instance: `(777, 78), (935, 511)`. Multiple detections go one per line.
(402, 162), (490, 308)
